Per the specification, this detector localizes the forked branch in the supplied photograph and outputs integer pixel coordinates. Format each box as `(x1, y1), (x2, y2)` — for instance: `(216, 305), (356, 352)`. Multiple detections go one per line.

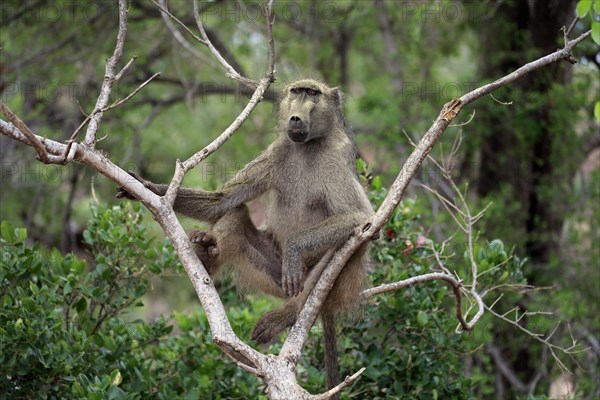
(162, 0), (276, 207)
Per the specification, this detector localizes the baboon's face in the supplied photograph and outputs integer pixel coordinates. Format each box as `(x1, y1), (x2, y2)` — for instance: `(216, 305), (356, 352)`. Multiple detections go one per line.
(280, 80), (338, 143)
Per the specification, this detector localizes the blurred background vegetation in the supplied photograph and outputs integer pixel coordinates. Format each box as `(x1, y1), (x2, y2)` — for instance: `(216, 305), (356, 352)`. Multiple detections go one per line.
(1, 0), (598, 398)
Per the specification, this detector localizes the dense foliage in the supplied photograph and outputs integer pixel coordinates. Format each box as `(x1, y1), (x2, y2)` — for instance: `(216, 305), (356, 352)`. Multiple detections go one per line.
(0, 201), (473, 399)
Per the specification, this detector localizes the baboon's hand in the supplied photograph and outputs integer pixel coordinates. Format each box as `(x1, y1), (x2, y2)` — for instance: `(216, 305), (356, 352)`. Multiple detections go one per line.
(115, 170), (152, 200)
(282, 252), (304, 297)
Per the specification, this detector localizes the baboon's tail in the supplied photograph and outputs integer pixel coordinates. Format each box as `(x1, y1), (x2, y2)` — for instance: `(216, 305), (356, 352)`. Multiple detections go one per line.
(323, 312), (340, 400)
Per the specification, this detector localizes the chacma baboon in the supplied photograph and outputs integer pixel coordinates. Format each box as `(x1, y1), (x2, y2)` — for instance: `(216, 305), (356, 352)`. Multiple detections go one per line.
(117, 79), (373, 394)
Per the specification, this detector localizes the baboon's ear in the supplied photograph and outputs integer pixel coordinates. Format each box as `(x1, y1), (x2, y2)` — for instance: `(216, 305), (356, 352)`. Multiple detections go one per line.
(331, 86), (344, 110)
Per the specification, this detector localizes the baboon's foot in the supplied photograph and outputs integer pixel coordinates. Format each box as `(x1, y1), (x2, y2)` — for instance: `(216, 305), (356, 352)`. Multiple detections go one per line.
(189, 230), (220, 274)
(251, 307), (297, 344)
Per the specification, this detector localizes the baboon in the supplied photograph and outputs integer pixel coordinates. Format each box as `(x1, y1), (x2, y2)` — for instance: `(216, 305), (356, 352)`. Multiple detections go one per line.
(117, 79), (373, 394)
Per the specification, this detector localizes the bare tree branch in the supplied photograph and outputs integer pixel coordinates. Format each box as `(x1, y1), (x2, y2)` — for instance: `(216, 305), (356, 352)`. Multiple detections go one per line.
(460, 30), (591, 105)
(83, 0), (129, 148)
(362, 272), (472, 331)
(204, 27), (249, 78)
(485, 304), (587, 374)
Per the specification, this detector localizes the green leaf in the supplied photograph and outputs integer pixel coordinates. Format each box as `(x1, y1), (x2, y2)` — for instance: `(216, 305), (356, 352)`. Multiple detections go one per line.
(479, 259), (489, 271)
(75, 297), (88, 313)
(592, 20), (600, 45)
(185, 388), (201, 400)
(356, 158), (365, 171)
(577, 0), (592, 16)
(594, 100), (600, 123)
(63, 282), (72, 295)
(15, 228), (27, 242)
(95, 263), (109, 277)
(107, 386), (126, 400)
(372, 175), (382, 191)
(488, 239), (504, 254)
(110, 369), (122, 386)
(71, 259), (86, 274)
(1, 221), (17, 243)
(477, 247), (486, 262)
(83, 229), (93, 245)
(417, 310), (428, 326)
(29, 281), (39, 295)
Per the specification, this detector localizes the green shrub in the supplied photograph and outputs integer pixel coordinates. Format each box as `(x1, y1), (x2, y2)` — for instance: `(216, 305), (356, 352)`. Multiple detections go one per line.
(1, 198), (522, 399)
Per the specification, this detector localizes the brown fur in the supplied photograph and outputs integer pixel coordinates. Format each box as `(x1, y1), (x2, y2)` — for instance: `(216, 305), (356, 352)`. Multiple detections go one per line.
(116, 79), (373, 395)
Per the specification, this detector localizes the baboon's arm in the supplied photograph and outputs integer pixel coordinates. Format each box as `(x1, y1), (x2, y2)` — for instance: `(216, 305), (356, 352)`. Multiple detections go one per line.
(116, 152), (272, 223)
(172, 153), (271, 223)
(282, 211), (368, 297)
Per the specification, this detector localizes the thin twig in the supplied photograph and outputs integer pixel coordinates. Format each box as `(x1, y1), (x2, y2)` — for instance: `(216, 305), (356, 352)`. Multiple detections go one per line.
(104, 72), (161, 111)
(490, 93), (513, 105)
(156, 0), (213, 63)
(151, 0), (207, 44)
(564, 17), (580, 44)
(313, 367), (366, 400)
(114, 56), (138, 82)
(485, 305), (588, 373)
(68, 72), (159, 146)
(449, 110), (476, 127)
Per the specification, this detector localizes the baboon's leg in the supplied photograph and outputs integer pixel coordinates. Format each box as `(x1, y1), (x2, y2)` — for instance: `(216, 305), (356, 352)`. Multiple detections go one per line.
(251, 245), (367, 344)
(190, 206), (285, 299)
(281, 212), (369, 297)
(251, 250), (335, 343)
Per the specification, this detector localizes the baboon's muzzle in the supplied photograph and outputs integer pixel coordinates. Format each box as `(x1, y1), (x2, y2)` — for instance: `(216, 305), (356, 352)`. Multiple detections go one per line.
(287, 115), (309, 142)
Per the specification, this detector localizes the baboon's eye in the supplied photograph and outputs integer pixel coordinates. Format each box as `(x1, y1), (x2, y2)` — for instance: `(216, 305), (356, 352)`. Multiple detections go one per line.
(307, 89), (319, 96)
(290, 88), (300, 95)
